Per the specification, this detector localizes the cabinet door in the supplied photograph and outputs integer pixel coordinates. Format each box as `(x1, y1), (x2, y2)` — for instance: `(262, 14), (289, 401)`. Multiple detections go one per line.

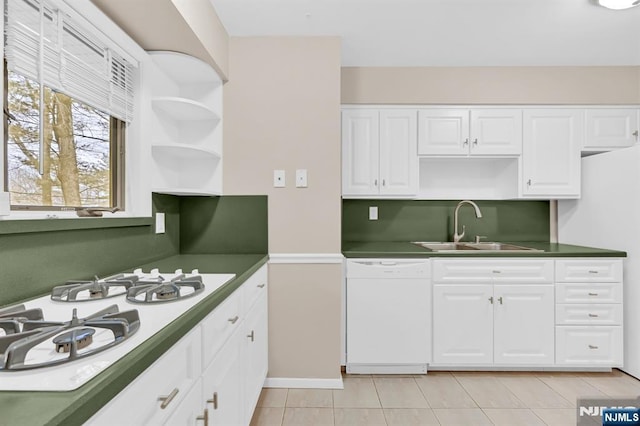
(493, 285), (554, 365)
(347, 278), (430, 365)
(244, 291), (269, 425)
(433, 284), (493, 364)
(470, 109), (522, 156)
(379, 109), (418, 195)
(163, 378), (205, 426)
(418, 109), (469, 156)
(202, 329), (244, 426)
(584, 108), (639, 151)
(342, 110), (380, 195)
(522, 109), (582, 198)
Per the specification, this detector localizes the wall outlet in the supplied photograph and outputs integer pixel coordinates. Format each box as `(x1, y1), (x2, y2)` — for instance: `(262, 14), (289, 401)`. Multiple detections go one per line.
(369, 206), (378, 220)
(155, 212), (166, 234)
(274, 170), (286, 187)
(296, 169), (308, 188)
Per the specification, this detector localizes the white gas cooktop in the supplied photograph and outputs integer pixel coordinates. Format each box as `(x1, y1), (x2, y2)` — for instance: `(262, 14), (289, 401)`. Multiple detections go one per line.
(0, 269), (235, 391)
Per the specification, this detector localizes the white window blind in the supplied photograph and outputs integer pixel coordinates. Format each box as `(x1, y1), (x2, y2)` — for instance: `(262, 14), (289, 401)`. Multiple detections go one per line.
(4, 0), (136, 122)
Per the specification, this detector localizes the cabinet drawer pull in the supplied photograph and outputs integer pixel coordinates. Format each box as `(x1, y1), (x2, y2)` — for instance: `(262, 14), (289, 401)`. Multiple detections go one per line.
(588, 270), (599, 274)
(228, 316), (239, 324)
(588, 345), (599, 350)
(207, 392), (219, 410)
(588, 313), (599, 318)
(463, 138), (469, 146)
(527, 179), (532, 186)
(158, 388), (179, 409)
(257, 283), (266, 288)
(588, 292), (599, 296)
(492, 270), (501, 274)
(473, 138), (478, 146)
(196, 408), (209, 426)
(498, 296), (503, 305)
(247, 330), (255, 342)
(488, 296), (494, 304)
(374, 179), (378, 186)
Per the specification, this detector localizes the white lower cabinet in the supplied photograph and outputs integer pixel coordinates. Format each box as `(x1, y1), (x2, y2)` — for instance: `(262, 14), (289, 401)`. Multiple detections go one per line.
(86, 265), (268, 426)
(433, 283), (554, 365)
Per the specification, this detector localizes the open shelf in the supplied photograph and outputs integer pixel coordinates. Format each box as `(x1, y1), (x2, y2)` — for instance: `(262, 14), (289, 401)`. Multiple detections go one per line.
(148, 51), (222, 88)
(151, 144), (221, 161)
(152, 97), (220, 122)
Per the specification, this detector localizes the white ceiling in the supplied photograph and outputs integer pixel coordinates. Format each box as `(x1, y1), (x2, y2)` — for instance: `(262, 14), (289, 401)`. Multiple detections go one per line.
(211, 0), (640, 66)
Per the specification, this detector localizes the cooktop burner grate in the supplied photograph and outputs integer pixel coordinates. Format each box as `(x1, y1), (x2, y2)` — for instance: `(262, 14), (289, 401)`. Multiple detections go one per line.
(50, 274), (140, 302)
(0, 304), (44, 335)
(0, 304), (140, 371)
(126, 274), (205, 304)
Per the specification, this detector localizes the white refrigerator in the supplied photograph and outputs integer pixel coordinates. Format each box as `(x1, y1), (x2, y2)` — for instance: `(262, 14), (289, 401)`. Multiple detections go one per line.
(558, 144), (640, 379)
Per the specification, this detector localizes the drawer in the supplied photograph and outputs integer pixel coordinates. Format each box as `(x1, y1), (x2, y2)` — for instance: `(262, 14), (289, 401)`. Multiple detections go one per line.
(556, 326), (623, 366)
(555, 304), (622, 325)
(432, 259), (553, 284)
(87, 326), (202, 426)
(243, 264), (268, 313)
(202, 290), (242, 367)
(555, 259), (623, 283)
(556, 283), (622, 304)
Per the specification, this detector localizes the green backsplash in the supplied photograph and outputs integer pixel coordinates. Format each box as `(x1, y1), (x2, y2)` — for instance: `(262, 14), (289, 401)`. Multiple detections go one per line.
(0, 194), (269, 306)
(342, 199), (550, 243)
(0, 194), (180, 306)
(179, 195), (268, 254)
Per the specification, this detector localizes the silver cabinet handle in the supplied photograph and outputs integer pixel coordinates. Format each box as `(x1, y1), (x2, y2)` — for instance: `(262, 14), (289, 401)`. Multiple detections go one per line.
(588, 270), (599, 274)
(247, 330), (255, 342)
(492, 270), (501, 274)
(257, 283), (266, 288)
(196, 408), (209, 426)
(463, 138), (469, 146)
(207, 392), (219, 410)
(588, 345), (599, 350)
(588, 313), (599, 318)
(633, 130), (638, 139)
(527, 179), (532, 186)
(498, 296), (503, 305)
(228, 316), (239, 324)
(158, 388), (179, 409)
(588, 292), (599, 296)
(382, 179), (386, 186)
(473, 138), (478, 146)
(488, 296), (494, 304)
(374, 179), (378, 186)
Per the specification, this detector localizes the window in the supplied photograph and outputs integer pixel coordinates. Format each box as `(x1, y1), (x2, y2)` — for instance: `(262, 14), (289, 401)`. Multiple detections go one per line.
(3, 0), (135, 211)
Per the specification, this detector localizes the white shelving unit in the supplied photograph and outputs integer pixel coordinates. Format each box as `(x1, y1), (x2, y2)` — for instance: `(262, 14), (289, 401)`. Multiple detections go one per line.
(148, 51), (223, 196)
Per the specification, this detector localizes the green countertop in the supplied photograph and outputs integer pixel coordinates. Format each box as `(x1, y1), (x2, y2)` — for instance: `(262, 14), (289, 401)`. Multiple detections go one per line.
(0, 254), (268, 426)
(342, 241), (627, 258)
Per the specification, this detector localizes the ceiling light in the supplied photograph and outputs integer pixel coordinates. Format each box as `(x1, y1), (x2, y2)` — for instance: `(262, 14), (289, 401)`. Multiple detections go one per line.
(596, 0), (640, 10)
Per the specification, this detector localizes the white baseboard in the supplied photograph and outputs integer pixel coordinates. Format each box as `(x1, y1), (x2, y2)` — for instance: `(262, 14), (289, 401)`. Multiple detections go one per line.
(263, 377), (344, 389)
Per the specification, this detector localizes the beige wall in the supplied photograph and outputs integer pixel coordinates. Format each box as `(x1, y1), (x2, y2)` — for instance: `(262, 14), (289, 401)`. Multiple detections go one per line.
(268, 264), (342, 379)
(224, 37), (342, 253)
(92, 0), (229, 79)
(342, 66), (640, 104)
(223, 37), (342, 380)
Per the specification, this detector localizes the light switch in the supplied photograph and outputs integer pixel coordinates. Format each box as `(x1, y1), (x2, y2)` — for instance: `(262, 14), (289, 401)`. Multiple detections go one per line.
(274, 170), (286, 187)
(155, 212), (165, 234)
(296, 169), (308, 188)
(369, 206), (378, 220)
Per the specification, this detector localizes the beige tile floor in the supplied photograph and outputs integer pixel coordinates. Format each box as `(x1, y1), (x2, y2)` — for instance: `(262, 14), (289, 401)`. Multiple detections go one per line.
(250, 369), (640, 426)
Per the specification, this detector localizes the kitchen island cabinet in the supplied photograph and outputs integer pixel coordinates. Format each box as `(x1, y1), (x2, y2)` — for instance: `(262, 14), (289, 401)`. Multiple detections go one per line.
(0, 254), (268, 426)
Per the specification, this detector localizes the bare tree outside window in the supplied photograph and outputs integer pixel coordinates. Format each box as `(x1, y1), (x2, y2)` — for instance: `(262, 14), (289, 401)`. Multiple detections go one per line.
(6, 71), (115, 208)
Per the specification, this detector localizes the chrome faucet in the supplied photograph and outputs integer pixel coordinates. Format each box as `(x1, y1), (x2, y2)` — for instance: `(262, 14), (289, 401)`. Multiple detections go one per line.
(453, 200), (483, 243)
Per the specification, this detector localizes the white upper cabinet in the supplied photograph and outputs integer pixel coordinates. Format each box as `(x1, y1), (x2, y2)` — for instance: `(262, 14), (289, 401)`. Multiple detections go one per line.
(584, 108), (639, 152)
(418, 109), (521, 157)
(342, 109), (418, 197)
(521, 109), (583, 198)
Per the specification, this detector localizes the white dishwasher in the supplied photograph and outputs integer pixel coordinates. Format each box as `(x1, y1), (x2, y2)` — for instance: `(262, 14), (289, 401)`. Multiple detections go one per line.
(346, 258), (431, 374)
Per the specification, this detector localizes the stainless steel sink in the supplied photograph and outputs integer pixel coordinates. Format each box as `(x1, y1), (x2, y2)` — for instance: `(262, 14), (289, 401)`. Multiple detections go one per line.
(412, 241), (543, 253)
